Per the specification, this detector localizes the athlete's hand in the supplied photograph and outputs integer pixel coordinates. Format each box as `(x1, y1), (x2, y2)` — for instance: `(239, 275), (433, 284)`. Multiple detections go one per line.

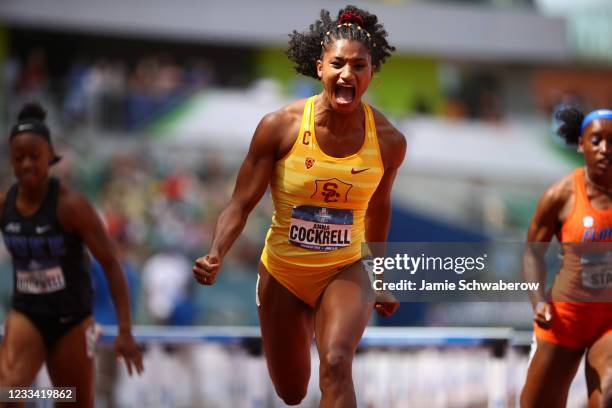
(115, 331), (144, 376)
(374, 290), (400, 317)
(193, 254), (221, 285)
(534, 301), (553, 329)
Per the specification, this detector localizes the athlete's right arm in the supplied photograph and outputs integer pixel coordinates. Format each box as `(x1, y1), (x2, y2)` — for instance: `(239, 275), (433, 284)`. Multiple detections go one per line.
(523, 181), (567, 328)
(193, 112), (285, 286)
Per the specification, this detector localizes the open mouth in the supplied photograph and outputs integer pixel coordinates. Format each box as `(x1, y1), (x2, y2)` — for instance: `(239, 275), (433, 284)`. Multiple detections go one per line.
(335, 84), (356, 105)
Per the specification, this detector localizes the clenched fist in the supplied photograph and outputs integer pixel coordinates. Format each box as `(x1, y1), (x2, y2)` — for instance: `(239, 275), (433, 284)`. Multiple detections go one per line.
(193, 254), (221, 286)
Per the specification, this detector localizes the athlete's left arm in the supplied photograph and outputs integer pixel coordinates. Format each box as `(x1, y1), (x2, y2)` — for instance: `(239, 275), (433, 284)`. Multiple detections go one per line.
(365, 116), (407, 246)
(365, 114), (406, 317)
(58, 189), (143, 375)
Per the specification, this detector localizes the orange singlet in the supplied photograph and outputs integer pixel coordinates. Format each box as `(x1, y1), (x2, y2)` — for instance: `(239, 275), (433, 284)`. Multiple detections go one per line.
(534, 168), (612, 349)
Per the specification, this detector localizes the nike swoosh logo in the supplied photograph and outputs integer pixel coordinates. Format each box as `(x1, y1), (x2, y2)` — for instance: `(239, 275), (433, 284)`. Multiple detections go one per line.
(351, 168), (370, 174)
(35, 225), (51, 234)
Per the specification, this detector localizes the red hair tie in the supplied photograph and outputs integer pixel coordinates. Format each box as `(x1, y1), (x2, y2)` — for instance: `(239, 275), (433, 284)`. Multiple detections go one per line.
(338, 12), (364, 27)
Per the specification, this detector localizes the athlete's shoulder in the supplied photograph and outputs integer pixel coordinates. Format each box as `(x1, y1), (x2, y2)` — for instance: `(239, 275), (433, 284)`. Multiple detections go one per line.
(529, 173), (575, 237)
(368, 105), (402, 135)
(368, 105), (406, 167)
(545, 173), (574, 205)
(57, 184), (96, 228)
(281, 98), (310, 117)
(258, 98), (306, 132)
(252, 99), (308, 158)
(538, 172), (574, 216)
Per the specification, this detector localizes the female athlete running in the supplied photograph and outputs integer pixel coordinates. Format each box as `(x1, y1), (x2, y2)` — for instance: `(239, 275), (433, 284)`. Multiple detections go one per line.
(0, 103), (143, 407)
(193, 5), (405, 406)
(521, 107), (612, 407)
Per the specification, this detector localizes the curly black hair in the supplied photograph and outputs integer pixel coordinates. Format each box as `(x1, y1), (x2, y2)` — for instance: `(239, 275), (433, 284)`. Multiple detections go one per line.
(286, 5), (395, 79)
(553, 105), (584, 145)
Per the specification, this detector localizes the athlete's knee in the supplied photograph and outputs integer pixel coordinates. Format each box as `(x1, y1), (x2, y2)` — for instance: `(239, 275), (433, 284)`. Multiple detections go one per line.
(0, 361), (26, 387)
(0, 358), (11, 386)
(279, 393), (307, 406)
(1, 373), (25, 387)
(275, 385), (307, 405)
(271, 368), (309, 406)
(320, 347), (353, 389)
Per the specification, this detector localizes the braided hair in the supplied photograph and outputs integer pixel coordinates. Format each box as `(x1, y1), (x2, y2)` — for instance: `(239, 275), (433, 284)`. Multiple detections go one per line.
(287, 5), (395, 79)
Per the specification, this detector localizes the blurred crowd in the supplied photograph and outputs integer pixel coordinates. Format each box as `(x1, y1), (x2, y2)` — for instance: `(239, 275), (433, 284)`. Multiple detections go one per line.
(3, 47), (216, 131)
(2, 46), (515, 132)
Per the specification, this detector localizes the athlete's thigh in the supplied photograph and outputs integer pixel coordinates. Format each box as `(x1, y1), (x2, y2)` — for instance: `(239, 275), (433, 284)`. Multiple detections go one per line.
(45, 316), (96, 408)
(521, 338), (584, 408)
(0, 310), (46, 387)
(257, 263), (314, 389)
(314, 260), (374, 356)
(585, 332), (612, 408)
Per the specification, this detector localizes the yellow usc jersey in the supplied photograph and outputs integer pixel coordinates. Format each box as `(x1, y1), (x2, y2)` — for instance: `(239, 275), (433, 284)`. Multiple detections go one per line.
(260, 96), (384, 306)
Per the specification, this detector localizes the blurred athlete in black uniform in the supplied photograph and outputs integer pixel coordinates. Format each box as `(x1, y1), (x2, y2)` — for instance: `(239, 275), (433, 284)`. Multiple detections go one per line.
(0, 103), (143, 407)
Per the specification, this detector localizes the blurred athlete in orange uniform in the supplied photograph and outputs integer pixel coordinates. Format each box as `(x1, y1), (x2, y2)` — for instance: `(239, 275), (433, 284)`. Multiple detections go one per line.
(521, 106), (612, 407)
(193, 6), (405, 407)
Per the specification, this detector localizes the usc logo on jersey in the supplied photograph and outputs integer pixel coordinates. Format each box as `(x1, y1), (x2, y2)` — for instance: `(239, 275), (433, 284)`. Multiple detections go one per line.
(305, 157), (315, 169)
(311, 178), (353, 203)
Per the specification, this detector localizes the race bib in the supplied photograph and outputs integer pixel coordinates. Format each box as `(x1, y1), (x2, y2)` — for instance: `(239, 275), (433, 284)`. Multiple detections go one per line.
(16, 265), (66, 294)
(289, 206), (353, 251)
(581, 252), (612, 289)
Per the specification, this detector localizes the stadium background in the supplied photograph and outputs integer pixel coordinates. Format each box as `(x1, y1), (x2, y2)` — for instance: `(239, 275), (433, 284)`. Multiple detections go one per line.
(0, 0), (611, 406)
